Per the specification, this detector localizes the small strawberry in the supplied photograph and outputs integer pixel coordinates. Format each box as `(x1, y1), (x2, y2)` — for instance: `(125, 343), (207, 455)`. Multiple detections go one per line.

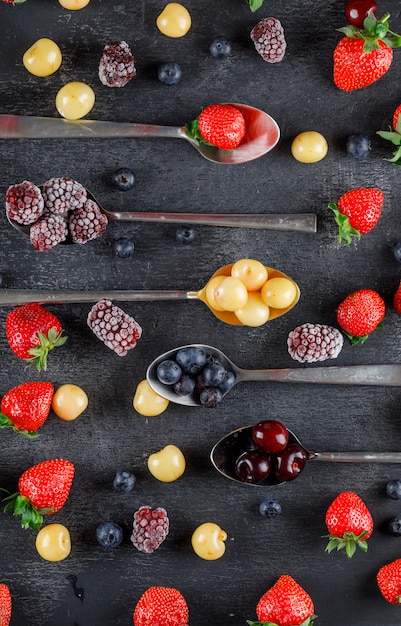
(377, 103), (401, 164)
(0, 584), (11, 626)
(377, 558), (401, 604)
(337, 288), (385, 344)
(247, 575), (316, 626)
(393, 280), (401, 314)
(186, 104), (246, 150)
(329, 188), (384, 244)
(0, 381), (54, 437)
(324, 491), (373, 557)
(133, 586), (188, 626)
(333, 14), (401, 91)
(2, 458), (74, 529)
(2, 0), (26, 4)
(5, 303), (67, 371)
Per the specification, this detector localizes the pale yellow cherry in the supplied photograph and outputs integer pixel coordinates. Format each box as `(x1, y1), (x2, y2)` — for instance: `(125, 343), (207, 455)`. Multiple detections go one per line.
(261, 277), (297, 309)
(291, 131), (328, 163)
(56, 82), (95, 120)
(205, 275), (227, 311)
(36, 524), (71, 561)
(52, 384), (88, 421)
(58, 0), (90, 9)
(156, 3), (191, 38)
(148, 444), (186, 482)
(231, 258), (268, 291)
(214, 276), (248, 312)
(133, 379), (169, 416)
(191, 522), (227, 560)
(23, 38), (62, 77)
(234, 292), (270, 327)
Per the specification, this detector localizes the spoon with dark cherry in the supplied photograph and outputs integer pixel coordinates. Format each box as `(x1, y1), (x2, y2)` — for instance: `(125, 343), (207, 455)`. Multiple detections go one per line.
(210, 420), (401, 487)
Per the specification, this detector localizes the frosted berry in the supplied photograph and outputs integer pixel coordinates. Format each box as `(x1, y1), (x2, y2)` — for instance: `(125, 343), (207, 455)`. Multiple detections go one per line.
(287, 323), (344, 363)
(30, 214), (68, 251)
(130, 505), (169, 553)
(42, 177), (87, 214)
(111, 167), (135, 191)
(158, 62), (182, 85)
(68, 199), (108, 244)
(87, 299), (142, 356)
(98, 41), (136, 88)
(6, 181), (44, 225)
(210, 36), (232, 58)
(250, 17), (286, 63)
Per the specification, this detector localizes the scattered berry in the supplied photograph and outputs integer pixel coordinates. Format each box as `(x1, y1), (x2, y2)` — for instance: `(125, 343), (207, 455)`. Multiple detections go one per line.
(393, 242), (401, 263)
(384, 515), (401, 537)
(68, 199), (108, 244)
(96, 521), (123, 548)
(377, 558), (401, 603)
(337, 288), (385, 344)
(0, 381), (54, 436)
(42, 177), (87, 213)
(250, 575), (315, 626)
(325, 491), (373, 557)
(111, 167), (135, 191)
(133, 587), (188, 626)
(250, 17), (287, 63)
(158, 62), (182, 85)
(386, 479), (401, 500)
(259, 498), (282, 518)
(130, 505), (169, 553)
(329, 187), (384, 245)
(287, 323), (344, 363)
(5, 180), (44, 225)
(186, 103), (246, 150)
(209, 36), (232, 58)
(346, 134), (371, 159)
(29, 213), (68, 251)
(0, 584), (11, 626)
(87, 299), (142, 356)
(393, 281), (401, 314)
(113, 470), (136, 494)
(113, 237), (135, 258)
(175, 225), (196, 244)
(98, 41), (136, 88)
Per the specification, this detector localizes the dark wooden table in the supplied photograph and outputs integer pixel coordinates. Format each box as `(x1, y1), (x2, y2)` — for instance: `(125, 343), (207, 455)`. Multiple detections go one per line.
(2, 0), (401, 624)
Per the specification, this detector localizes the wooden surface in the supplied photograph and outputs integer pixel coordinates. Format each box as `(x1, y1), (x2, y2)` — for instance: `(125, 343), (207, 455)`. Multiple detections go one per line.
(2, 1), (401, 624)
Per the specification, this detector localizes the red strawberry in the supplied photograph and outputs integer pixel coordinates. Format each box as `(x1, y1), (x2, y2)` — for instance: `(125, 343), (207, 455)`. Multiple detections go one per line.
(325, 491), (373, 557)
(2, 0), (26, 3)
(337, 288), (385, 344)
(329, 188), (384, 244)
(5, 303), (67, 371)
(2, 459), (74, 529)
(186, 104), (246, 150)
(0, 381), (54, 437)
(133, 586), (188, 626)
(377, 103), (401, 164)
(0, 584), (11, 626)
(377, 558), (401, 604)
(394, 281), (401, 314)
(247, 575), (316, 626)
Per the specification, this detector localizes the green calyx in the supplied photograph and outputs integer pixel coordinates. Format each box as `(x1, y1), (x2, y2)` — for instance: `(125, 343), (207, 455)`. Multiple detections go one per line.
(342, 319), (384, 346)
(185, 118), (216, 148)
(377, 129), (401, 165)
(246, 616), (316, 626)
(328, 203), (361, 245)
(338, 14), (401, 52)
(247, 0), (264, 11)
(2, 491), (53, 530)
(325, 530), (369, 558)
(0, 413), (38, 438)
(26, 327), (67, 371)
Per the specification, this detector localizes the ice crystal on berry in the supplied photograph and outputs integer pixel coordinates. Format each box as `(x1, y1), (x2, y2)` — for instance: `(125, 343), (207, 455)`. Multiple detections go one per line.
(130, 505), (169, 553)
(87, 299), (142, 356)
(287, 323), (344, 363)
(68, 199), (108, 244)
(42, 177), (87, 214)
(30, 213), (68, 251)
(250, 17), (286, 63)
(6, 180), (44, 225)
(98, 41), (136, 88)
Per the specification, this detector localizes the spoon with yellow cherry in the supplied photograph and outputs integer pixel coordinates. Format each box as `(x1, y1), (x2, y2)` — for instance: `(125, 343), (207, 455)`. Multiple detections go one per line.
(0, 103), (280, 165)
(210, 421), (401, 487)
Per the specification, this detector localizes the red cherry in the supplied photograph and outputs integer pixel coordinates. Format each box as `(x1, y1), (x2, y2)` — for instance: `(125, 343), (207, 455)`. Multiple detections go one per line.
(234, 450), (271, 484)
(345, 0), (378, 28)
(274, 443), (308, 482)
(251, 420), (289, 454)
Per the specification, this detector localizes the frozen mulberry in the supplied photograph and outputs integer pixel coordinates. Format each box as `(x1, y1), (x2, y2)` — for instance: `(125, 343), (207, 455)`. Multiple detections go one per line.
(130, 505), (169, 554)
(98, 41), (136, 88)
(6, 180), (44, 225)
(87, 299), (142, 356)
(30, 213), (68, 251)
(68, 199), (108, 244)
(42, 177), (87, 214)
(250, 17), (287, 63)
(287, 323), (344, 363)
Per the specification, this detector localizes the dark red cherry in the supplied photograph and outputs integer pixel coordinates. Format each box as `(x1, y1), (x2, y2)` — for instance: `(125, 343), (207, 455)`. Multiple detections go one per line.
(252, 420), (289, 454)
(345, 0), (378, 28)
(234, 450), (271, 484)
(274, 443), (308, 482)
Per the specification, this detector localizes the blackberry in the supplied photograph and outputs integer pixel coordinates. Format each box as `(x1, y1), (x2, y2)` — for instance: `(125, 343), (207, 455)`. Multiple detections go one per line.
(98, 41), (136, 88)
(250, 17), (286, 63)
(287, 323), (344, 363)
(42, 177), (87, 214)
(87, 299), (142, 356)
(30, 213), (68, 251)
(130, 505), (169, 553)
(68, 199), (108, 244)
(158, 62), (182, 86)
(6, 180), (44, 225)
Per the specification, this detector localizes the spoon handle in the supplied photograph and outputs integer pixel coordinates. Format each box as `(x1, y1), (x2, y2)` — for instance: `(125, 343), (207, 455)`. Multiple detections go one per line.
(310, 451), (401, 463)
(240, 364), (401, 386)
(0, 289), (196, 306)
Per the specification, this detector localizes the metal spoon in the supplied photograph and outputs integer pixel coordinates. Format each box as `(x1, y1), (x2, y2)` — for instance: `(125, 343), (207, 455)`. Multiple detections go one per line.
(146, 343), (401, 406)
(0, 103), (280, 165)
(0, 263), (300, 327)
(210, 425), (401, 487)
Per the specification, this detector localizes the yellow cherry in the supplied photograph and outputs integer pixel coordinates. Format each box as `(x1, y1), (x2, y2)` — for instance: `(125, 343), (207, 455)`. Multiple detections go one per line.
(261, 277), (297, 309)
(23, 38), (62, 77)
(55, 82), (95, 120)
(36, 524), (71, 561)
(205, 275), (227, 311)
(58, 0), (90, 8)
(156, 3), (191, 38)
(133, 380), (169, 416)
(191, 522), (227, 560)
(231, 258), (268, 291)
(52, 384), (88, 421)
(147, 444), (186, 482)
(214, 276), (248, 312)
(234, 292), (270, 327)
(291, 131), (328, 163)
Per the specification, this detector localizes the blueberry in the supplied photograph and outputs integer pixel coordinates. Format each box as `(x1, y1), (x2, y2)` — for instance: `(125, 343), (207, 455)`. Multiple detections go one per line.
(210, 36), (232, 59)
(96, 521), (123, 548)
(199, 387), (222, 408)
(113, 470), (136, 494)
(202, 361), (227, 386)
(113, 237), (135, 258)
(393, 243), (401, 264)
(111, 167), (135, 191)
(346, 134), (371, 159)
(218, 370), (236, 393)
(175, 346), (207, 374)
(156, 359), (182, 385)
(386, 479), (401, 499)
(174, 374), (196, 396)
(175, 226), (196, 245)
(384, 515), (401, 536)
(158, 62), (182, 86)
(259, 498), (282, 518)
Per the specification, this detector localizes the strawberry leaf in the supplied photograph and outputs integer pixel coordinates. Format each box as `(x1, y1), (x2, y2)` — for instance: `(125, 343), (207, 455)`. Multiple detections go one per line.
(26, 327), (67, 371)
(0, 412), (38, 438)
(328, 203), (361, 245)
(247, 0), (264, 10)
(376, 130), (401, 145)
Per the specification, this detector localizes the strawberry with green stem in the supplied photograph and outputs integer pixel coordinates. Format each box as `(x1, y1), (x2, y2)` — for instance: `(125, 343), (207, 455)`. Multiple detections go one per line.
(247, 575), (316, 626)
(337, 288), (385, 344)
(329, 188), (384, 245)
(0, 584), (11, 626)
(377, 559), (401, 604)
(186, 104), (246, 151)
(0, 381), (54, 437)
(324, 491), (373, 557)
(377, 104), (401, 164)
